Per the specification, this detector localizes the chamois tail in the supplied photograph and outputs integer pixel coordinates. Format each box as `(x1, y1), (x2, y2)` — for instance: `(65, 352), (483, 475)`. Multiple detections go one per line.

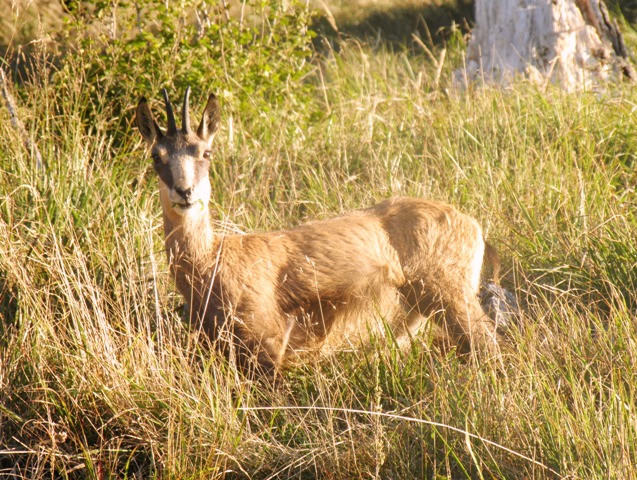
(483, 242), (501, 285)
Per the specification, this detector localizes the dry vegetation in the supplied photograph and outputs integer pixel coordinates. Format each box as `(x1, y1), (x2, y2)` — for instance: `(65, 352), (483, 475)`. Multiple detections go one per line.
(2, 0), (637, 478)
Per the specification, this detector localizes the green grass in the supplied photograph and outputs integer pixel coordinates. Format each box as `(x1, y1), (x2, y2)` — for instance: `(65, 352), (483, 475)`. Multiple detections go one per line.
(2, 1), (637, 478)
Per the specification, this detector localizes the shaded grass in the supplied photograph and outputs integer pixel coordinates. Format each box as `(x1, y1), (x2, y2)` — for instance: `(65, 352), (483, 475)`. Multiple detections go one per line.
(313, 0), (473, 46)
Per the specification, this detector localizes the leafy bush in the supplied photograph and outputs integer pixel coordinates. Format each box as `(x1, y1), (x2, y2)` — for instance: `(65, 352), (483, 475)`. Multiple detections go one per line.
(55, 0), (316, 134)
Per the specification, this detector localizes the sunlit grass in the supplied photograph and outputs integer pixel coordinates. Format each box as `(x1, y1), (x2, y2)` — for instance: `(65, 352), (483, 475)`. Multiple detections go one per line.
(2, 2), (637, 478)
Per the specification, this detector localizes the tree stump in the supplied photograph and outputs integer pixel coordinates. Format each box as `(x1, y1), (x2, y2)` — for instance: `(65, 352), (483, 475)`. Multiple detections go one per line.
(455, 0), (635, 90)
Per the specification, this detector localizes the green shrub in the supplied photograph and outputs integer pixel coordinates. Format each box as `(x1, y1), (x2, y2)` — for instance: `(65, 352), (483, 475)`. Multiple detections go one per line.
(55, 0), (316, 136)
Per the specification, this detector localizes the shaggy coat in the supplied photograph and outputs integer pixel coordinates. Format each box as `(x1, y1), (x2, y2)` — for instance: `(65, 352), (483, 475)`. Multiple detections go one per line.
(136, 89), (499, 374)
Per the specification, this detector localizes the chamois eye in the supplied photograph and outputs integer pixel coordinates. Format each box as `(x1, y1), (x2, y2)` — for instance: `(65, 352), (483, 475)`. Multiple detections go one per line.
(202, 150), (211, 160)
(151, 153), (161, 164)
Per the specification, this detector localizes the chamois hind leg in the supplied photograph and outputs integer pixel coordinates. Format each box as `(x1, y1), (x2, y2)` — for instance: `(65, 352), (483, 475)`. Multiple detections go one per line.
(436, 231), (500, 354)
(437, 287), (499, 354)
(399, 281), (497, 354)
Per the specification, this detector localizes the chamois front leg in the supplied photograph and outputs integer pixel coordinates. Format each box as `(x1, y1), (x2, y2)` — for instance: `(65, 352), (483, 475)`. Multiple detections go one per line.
(230, 307), (295, 376)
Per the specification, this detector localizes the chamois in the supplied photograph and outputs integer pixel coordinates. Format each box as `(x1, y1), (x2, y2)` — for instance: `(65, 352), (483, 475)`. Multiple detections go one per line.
(136, 88), (500, 375)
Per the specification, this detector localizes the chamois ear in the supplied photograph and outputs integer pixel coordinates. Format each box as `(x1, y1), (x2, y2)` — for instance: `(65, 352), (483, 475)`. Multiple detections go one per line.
(197, 93), (220, 144)
(136, 98), (162, 146)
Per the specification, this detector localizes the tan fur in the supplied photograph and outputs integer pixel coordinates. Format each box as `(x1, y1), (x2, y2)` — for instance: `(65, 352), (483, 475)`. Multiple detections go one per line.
(136, 90), (499, 374)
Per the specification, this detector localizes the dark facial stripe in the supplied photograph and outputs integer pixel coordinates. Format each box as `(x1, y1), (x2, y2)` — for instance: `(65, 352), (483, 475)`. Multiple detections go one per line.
(155, 162), (174, 189)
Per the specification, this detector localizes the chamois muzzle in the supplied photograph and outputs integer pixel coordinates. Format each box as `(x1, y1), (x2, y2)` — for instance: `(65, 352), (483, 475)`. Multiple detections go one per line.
(174, 186), (194, 204)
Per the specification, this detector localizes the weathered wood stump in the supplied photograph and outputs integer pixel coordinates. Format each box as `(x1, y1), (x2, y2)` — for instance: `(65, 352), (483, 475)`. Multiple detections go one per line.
(455, 0), (634, 90)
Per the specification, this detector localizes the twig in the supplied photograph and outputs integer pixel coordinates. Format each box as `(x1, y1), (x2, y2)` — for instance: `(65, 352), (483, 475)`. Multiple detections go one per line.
(0, 66), (44, 172)
(239, 405), (563, 477)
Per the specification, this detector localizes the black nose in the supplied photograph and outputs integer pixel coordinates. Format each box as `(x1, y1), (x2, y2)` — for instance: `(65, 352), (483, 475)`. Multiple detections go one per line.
(175, 186), (193, 202)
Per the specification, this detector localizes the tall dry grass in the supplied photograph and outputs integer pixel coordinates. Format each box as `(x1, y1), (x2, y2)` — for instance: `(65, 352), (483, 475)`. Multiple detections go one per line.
(2, 1), (637, 478)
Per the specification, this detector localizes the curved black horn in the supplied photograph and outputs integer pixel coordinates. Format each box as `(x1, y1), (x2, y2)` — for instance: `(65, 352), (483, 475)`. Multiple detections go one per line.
(182, 86), (191, 133)
(162, 88), (177, 135)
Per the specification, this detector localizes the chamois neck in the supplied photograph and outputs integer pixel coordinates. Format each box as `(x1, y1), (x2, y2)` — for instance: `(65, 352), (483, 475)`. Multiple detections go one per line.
(159, 188), (216, 265)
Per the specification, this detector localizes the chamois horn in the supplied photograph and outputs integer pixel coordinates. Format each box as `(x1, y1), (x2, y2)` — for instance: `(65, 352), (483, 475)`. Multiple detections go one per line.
(162, 88), (177, 135)
(182, 86), (191, 134)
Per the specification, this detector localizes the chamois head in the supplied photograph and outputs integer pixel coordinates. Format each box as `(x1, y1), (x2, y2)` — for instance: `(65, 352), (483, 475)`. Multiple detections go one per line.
(136, 88), (220, 216)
